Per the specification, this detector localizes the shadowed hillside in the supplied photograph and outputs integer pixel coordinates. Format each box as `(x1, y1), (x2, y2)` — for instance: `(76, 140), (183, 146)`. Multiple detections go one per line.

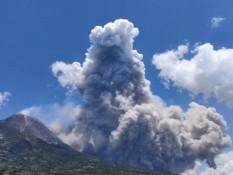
(0, 114), (174, 175)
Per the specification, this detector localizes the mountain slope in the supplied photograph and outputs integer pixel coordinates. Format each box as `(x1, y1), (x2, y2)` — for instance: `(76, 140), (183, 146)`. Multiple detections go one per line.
(0, 114), (173, 175)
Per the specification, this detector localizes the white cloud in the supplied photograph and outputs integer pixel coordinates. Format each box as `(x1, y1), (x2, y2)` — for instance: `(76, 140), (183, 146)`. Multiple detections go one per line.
(211, 16), (225, 28)
(0, 91), (11, 108)
(183, 151), (233, 175)
(51, 61), (83, 91)
(153, 43), (233, 106)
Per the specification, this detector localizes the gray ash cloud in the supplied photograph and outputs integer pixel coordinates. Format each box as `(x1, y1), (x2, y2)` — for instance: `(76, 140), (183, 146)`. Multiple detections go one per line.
(51, 19), (231, 173)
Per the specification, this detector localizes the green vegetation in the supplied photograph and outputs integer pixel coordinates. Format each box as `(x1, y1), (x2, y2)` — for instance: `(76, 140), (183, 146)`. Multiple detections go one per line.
(0, 116), (174, 175)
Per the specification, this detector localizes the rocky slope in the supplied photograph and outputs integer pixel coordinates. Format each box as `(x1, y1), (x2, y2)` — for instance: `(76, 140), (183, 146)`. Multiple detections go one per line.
(0, 114), (173, 175)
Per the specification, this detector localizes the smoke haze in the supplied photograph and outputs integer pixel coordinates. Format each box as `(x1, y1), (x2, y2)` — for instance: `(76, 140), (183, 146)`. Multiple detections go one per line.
(52, 19), (231, 173)
(0, 91), (11, 109)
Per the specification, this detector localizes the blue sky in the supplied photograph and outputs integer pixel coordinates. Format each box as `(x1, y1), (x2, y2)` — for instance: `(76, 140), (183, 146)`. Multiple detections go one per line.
(1, 0), (233, 174)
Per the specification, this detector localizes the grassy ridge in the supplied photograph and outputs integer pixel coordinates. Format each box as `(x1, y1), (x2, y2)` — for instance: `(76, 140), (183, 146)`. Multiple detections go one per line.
(0, 117), (174, 175)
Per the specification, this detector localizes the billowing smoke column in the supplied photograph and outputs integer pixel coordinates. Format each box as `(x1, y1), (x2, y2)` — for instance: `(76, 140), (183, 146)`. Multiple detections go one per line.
(52, 19), (231, 173)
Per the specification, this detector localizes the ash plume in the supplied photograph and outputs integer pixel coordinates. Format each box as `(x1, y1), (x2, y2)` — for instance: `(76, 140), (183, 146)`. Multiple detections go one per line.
(52, 19), (231, 173)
